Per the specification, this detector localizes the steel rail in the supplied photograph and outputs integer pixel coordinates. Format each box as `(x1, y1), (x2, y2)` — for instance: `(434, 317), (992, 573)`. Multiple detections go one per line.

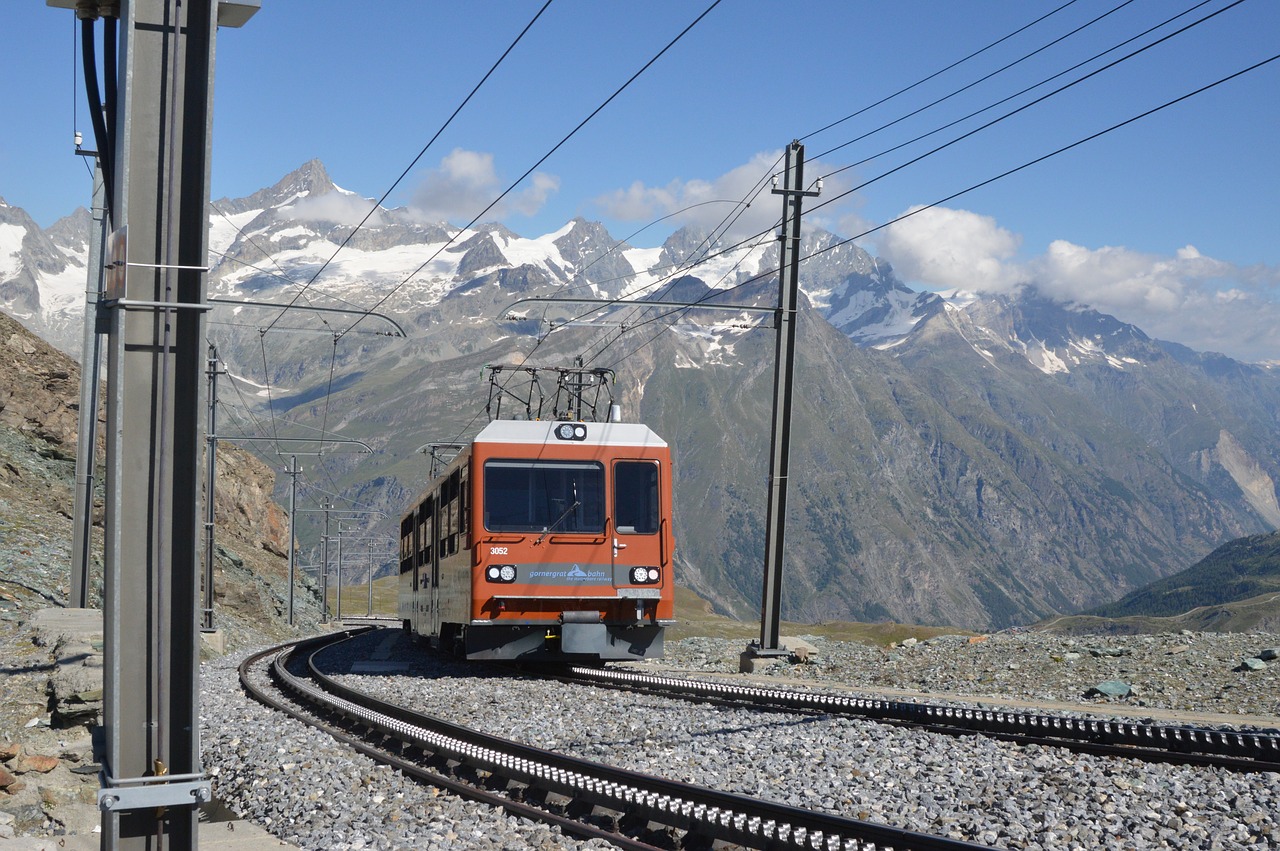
(265, 633), (988, 850)
(236, 632), (663, 851)
(563, 666), (1280, 773)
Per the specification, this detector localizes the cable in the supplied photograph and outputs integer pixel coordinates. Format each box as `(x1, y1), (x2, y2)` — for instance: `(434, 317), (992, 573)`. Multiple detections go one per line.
(80, 17), (113, 222)
(809, 0), (1147, 162)
(343, 0), (725, 341)
(813, 0), (1227, 183)
(262, 0), (556, 335)
(801, 0), (1084, 143)
(245, 0), (564, 474)
(594, 51), (1280, 369)
(809, 0), (1250, 217)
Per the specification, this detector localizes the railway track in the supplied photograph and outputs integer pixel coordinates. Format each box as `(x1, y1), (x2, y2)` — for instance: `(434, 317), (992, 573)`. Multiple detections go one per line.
(558, 664), (1280, 774)
(239, 629), (990, 850)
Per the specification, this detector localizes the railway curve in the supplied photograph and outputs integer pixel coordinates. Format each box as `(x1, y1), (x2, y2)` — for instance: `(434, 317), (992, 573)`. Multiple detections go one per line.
(238, 629), (989, 850)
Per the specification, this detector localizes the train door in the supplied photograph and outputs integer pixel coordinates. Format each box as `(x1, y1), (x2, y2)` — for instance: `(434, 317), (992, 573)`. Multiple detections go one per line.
(417, 496), (435, 635)
(611, 460), (666, 602)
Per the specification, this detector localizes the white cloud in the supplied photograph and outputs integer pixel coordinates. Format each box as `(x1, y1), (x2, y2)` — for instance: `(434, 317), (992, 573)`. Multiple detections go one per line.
(286, 192), (385, 227)
(594, 150), (862, 242)
(879, 206), (1023, 292)
(409, 148), (559, 224)
(878, 204), (1280, 362)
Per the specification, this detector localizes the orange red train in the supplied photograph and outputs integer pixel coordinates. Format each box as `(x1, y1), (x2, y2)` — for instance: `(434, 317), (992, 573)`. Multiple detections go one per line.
(399, 418), (675, 660)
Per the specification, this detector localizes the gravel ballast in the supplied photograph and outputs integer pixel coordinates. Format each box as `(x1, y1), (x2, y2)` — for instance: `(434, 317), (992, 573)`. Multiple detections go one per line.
(201, 628), (1280, 850)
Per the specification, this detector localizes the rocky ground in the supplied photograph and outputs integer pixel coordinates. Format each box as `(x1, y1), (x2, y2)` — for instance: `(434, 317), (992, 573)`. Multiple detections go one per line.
(638, 631), (1280, 723)
(0, 310), (324, 839)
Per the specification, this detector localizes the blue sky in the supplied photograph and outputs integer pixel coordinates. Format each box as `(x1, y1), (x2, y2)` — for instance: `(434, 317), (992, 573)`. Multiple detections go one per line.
(4, 0), (1280, 359)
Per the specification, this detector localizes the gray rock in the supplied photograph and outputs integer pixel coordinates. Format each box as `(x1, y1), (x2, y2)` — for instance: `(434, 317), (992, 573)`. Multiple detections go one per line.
(1084, 680), (1133, 699)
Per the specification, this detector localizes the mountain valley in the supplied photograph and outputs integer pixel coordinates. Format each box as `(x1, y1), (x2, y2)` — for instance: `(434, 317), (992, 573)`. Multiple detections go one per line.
(5, 160), (1280, 631)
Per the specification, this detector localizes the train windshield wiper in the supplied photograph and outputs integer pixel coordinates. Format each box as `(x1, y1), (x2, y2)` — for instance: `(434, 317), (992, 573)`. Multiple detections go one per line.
(535, 484), (579, 545)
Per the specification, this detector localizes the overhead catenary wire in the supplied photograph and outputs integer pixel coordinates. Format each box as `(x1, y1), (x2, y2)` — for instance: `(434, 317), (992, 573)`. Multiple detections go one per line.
(254, 0), (726, 481)
(238, 2), (556, 456)
(260, 0), (556, 336)
(800, 0), (1085, 143)
(811, 0), (1233, 184)
(506, 0), (1256, 382)
(529, 0), (1199, 365)
(807, 0), (1148, 162)
(343, 0), (725, 343)
(807, 0), (1252, 215)
(593, 51), (1280, 372)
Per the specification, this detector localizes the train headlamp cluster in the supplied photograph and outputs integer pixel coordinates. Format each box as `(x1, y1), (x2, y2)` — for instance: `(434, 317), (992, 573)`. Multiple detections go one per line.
(630, 566), (661, 585)
(486, 564), (517, 583)
(554, 422), (588, 441)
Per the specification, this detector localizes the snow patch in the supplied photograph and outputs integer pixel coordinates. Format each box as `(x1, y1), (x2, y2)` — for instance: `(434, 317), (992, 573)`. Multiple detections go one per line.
(0, 222), (27, 278)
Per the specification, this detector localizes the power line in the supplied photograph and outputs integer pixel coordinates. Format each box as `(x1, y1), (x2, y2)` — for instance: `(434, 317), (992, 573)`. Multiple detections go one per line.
(512, 1), (1254, 377)
(808, 0), (1251, 216)
(800, 0), (1085, 143)
(593, 50), (1279, 369)
(809, 0), (1147, 162)
(261, 0), (556, 335)
(812, 0), (1230, 183)
(343, 0), (725, 341)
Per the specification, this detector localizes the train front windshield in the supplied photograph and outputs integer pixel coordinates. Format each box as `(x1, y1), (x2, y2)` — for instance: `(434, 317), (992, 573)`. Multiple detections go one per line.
(483, 460), (605, 533)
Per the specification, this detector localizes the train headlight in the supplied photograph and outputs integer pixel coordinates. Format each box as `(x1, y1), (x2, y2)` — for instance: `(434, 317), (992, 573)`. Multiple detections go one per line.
(629, 566), (660, 584)
(554, 422), (588, 441)
(487, 565), (517, 583)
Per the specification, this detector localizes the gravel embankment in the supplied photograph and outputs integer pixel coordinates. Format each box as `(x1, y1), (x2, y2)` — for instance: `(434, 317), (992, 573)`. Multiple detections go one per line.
(201, 628), (1280, 850)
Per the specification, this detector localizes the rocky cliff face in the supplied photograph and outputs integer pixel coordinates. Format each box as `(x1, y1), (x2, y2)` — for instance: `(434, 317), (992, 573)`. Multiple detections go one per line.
(0, 313), (83, 452)
(0, 309), (318, 835)
(0, 309), (309, 717)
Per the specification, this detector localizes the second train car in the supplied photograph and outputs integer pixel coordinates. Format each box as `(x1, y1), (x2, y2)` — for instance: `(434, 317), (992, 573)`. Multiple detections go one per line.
(398, 418), (675, 661)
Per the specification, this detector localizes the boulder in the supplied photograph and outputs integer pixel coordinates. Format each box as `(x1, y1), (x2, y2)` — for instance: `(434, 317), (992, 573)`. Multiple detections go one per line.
(1085, 680), (1133, 699)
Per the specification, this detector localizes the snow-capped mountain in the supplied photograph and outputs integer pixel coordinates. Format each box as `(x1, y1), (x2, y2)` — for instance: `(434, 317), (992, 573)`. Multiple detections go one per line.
(7, 160), (1280, 632)
(0, 198), (91, 353)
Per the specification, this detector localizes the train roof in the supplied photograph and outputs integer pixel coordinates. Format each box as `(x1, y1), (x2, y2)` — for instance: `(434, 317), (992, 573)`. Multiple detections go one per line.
(474, 419), (668, 449)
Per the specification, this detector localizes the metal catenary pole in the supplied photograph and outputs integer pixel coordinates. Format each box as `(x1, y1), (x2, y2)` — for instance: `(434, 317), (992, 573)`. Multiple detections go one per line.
(335, 533), (344, 621)
(73, 1), (257, 847)
(202, 344), (225, 631)
(71, 160), (108, 610)
(750, 140), (819, 659)
(286, 455), (299, 626)
(321, 500), (331, 623)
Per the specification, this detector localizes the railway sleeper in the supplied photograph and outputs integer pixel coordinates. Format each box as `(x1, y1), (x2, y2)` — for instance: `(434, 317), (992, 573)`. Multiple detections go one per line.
(616, 812), (680, 850)
(563, 796), (631, 837)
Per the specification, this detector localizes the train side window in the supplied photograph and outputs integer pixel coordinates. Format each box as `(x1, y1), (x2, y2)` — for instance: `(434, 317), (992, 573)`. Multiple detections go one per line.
(399, 515), (414, 575)
(418, 496), (434, 570)
(440, 470), (462, 557)
(614, 461), (659, 535)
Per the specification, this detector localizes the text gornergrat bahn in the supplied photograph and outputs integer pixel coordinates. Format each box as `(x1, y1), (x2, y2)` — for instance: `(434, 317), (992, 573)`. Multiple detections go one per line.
(399, 418), (676, 661)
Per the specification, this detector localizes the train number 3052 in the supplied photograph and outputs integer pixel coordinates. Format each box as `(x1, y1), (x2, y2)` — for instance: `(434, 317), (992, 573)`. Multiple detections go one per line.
(489, 546), (509, 555)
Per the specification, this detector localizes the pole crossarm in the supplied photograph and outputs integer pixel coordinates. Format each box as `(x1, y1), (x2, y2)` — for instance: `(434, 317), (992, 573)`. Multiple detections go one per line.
(297, 508), (386, 517)
(212, 435), (374, 453)
(208, 296), (406, 336)
(499, 295), (776, 319)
